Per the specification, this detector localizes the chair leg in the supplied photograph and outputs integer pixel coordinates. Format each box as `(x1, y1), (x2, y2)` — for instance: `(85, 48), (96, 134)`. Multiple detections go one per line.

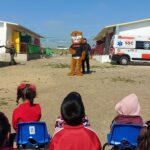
(102, 143), (108, 150)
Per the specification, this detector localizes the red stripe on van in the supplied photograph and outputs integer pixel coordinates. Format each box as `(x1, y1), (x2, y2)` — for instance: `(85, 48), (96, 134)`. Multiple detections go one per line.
(142, 54), (150, 59)
(118, 36), (135, 39)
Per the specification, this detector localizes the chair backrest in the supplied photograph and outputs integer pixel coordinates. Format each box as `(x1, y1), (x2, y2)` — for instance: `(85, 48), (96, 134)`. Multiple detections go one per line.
(107, 123), (142, 148)
(16, 122), (50, 148)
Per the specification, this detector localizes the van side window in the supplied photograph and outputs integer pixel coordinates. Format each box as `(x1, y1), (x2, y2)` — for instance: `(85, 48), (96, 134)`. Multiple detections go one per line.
(136, 41), (150, 50)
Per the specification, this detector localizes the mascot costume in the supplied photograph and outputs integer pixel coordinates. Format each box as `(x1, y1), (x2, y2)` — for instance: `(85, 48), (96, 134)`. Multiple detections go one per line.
(68, 31), (86, 76)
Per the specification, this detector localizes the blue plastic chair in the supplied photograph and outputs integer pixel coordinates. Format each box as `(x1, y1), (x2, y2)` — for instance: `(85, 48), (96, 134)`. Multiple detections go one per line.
(102, 123), (142, 150)
(16, 122), (50, 149)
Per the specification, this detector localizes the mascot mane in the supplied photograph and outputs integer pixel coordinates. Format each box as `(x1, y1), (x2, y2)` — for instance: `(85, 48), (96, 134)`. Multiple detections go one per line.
(71, 31), (83, 44)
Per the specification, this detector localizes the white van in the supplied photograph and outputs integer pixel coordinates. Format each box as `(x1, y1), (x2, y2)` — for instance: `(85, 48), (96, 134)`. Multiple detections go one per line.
(109, 35), (150, 65)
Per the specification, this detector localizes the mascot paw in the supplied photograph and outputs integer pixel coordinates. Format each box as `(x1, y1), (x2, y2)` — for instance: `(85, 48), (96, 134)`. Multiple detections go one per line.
(81, 51), (86, 60)
(69, 48), (76, 55)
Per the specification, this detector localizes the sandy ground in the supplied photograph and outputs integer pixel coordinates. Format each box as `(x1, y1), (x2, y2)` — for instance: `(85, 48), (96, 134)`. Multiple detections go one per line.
(0, 56), (150, 146)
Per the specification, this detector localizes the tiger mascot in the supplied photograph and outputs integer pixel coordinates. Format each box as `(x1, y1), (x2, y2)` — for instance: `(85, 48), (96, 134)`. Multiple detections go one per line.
(68, 31), (86, 76)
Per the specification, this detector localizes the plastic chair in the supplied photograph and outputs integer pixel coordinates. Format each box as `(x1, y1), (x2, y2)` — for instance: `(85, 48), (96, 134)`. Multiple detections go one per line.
(102, 123), (142, 150)
(16, 122), (50, 149)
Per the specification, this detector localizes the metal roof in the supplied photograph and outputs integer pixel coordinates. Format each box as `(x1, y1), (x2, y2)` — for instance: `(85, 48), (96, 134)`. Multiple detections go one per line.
(94, 18), (150, 41)
(0, 20), (44, 38)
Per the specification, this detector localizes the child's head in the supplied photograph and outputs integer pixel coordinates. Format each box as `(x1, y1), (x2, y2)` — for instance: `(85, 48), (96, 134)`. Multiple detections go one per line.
(61, 92), (85, 126)
(115, 93), (140, 116)
(137, 121), (150, 150)
(0, 112), (11, 148)
(17, 83), (36, 106)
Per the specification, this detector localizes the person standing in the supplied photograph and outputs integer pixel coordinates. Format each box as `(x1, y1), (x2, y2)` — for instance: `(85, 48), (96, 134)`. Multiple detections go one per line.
(82, 38), (92, 74)
(5, 43), (17, 65)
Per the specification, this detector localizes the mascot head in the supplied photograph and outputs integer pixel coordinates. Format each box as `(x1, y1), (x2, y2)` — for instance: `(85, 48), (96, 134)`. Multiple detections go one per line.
(71, 31), (83, 44)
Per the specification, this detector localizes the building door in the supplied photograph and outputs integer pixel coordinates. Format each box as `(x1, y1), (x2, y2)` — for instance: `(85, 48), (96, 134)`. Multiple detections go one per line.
(12, 31), (20, 53)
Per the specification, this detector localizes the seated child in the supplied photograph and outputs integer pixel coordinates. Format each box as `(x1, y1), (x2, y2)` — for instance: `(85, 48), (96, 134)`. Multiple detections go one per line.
(54, 92), (90, 132)
(111, 93), (143, 126)
(137, 120), (150, 150)
(12, 83), (41, 130)
(49, 92), (101, 150)
(0, 112), (15, 150)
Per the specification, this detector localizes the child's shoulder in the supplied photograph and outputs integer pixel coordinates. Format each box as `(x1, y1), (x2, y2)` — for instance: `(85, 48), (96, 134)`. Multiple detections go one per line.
(33, 103), (41, 108)
(14, 102), (40, 109)
(84, 126), (99, 136)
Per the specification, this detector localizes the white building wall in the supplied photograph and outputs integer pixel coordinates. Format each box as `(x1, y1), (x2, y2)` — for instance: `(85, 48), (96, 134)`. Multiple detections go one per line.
(0, 22), (7, 54)
(118, 21), (150, 36)
(93, 55), (111, 63)
(6, 25), (13, 43)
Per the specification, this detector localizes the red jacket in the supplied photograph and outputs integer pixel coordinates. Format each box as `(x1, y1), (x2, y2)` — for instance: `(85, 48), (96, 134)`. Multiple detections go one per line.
(49, 124), (101, 150)
(12, 101), (41, 130)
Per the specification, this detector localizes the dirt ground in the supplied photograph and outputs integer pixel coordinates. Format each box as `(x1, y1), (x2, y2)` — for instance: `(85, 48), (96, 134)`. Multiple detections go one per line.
(0, 56), (150, 145)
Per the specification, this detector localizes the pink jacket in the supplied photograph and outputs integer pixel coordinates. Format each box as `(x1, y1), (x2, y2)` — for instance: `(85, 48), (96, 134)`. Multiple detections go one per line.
(112, 93), (143, 125)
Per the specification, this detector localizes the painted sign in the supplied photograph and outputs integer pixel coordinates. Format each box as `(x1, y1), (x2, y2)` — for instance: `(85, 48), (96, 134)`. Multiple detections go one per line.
(29, 126), (35, 135)
(114, 36), (136, 48)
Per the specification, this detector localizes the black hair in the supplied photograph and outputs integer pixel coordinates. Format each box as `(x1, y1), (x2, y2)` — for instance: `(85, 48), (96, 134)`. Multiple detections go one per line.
(137, 120), (150, 150)
(16, 84), (36, 106)
(0, 112), (11, 148)
(61, 92), (85, 126)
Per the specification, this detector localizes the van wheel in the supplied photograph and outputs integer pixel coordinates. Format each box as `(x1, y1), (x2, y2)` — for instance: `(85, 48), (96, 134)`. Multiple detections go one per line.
(119, 56), (129, 65)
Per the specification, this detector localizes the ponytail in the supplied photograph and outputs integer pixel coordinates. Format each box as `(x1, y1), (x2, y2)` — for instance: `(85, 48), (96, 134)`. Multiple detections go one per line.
(23, 87), (36, 106)
(16, 83), (26, 105)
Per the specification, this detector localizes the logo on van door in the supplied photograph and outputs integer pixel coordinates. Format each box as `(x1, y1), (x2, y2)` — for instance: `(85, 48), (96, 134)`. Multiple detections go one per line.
(144, 42), (150, 49)
(117, 41), (123, 46)
(125, 41), (134, 45)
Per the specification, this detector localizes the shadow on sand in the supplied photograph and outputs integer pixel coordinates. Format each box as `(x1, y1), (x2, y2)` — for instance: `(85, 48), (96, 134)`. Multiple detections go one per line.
(0, 62), (10, 68)
(83, 70), (96, 75)
(0, 62), (25, 68)
(111, 62), (150, 67)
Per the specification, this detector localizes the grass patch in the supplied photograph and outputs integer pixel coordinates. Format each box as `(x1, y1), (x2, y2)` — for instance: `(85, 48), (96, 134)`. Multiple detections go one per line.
(0, 101), (8, 106)
(91, 64), (118, 69)
(43, 63), (70, 68)
(51, 49), (68, 55)
(111, 76), (135, 83)
(43, 63), (119, 69)
(91, 65), (102, 68)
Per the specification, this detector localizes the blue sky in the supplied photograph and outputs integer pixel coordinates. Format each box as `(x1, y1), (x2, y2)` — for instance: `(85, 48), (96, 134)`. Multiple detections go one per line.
(0, 0), (150, 47)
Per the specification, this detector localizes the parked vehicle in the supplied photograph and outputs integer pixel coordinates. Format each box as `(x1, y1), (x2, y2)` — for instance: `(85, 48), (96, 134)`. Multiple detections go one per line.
(109, 35), (150, 65)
